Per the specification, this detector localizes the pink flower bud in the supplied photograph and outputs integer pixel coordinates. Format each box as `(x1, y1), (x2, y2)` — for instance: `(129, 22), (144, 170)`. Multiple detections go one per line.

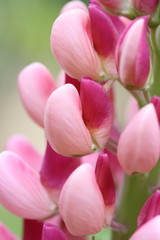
(130, 216), (160, 240)
(137, 190), (160, 227)
(151, 95), (160, 124)
(116, 16), (150, 87)
(130, 0), (159, 15)
(42, 224), (68, 240)
(23, 219), (43, 240)
(0, 223), (19, 240)
(59, 164), (105, 236)
(18, 62), (56, 127)
(117, 104), (160, 175)
(95, 153), (115, 226)
(51, 9), (102, 80)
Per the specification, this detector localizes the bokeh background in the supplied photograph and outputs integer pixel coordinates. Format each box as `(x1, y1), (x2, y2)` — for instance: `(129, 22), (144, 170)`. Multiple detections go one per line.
(0, 0), (129, 237)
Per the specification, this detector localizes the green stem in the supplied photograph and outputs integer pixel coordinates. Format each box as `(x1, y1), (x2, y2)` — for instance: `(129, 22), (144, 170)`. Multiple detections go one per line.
(111, 174), (149, 240)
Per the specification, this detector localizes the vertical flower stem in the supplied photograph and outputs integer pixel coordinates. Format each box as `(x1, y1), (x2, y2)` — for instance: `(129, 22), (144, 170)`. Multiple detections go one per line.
(111, 174), (149, 240)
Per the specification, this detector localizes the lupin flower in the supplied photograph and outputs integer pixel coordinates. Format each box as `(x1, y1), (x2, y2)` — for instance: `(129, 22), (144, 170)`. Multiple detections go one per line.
(42, 224), (68, 240)
(51, 1), (127, 81)
(116, 16), (150, 87)
(130, 216), (160, 240)
(117, 103), (160, 175)
(137, 190), (160, 227)
(129, 0), (159, 15)
(0, 222), (19, 240)
(18, 62), (56, 127)
(44, 78), (114, 156)
(59, 160), (115, 236)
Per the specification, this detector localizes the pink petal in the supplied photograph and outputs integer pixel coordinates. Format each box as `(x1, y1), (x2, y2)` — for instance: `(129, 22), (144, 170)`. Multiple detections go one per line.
(51, 9), (102, 80)
(42, 224), (68, 240)
(23, 219), (43, 240)
(116, 17), (150, 87)
(98, 0), (127, 11)
(89, 0), (118, 57)
(40, 142), (81, 190)
(60, 0), (88, 14)
(0, 151), (55, 219)
(18, 62), (56, 127)
(6, 135), (42, 172)
(125, 97), (139, 123)
(117, 104), (160, 175)
(65, 74), (80, 93)
(44, 84), (92, 156)
(0, 223), (19, 240)
(95, 153), (115, 225)
(80, 78), (114, 149)
(137, 190), (160, 227)
(130, 216), (160, 240)
(59, 164), (105, 236)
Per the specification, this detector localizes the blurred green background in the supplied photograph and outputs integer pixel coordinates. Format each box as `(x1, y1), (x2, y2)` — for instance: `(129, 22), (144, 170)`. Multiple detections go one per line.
(0, 0), (129, 238)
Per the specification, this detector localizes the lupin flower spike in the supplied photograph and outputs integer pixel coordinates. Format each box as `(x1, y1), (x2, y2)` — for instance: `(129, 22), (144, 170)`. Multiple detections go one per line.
(130, 216), (160, 240)
(18, 62), (56, 127)
(116, 16), (150, 87)
(137, 190), (160, 227)
(58, 163), (105, 236)
(117, 103), (160, 175)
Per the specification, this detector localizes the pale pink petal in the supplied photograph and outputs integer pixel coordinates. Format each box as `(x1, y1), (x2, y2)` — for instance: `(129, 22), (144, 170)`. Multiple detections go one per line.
(117, 104), (160, 175)
(0, 151), (55, 219)
(56, 69), (65, 87)
(6, 135), (42, 171)
(130, 216), (160, 240)
(59, 164), (105, 236)
(51, 9), (102, 80)
(60, 0), (88, 14)
(44, 84), (93, 156)
(0, 223), (19, 240)
(80, 78), (114, 149)
(18, 62), (56, 127)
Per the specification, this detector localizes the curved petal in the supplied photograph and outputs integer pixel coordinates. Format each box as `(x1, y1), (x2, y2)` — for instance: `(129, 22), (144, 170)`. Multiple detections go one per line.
(117, 104), (160, 175)
(0, 151), (55, 219)
(44, 84), (92, 156)
(60, 0), (88, 14)
(51, 9), (102, 80)
(59, 164), (105, 236)
(18, 62), (56, 127)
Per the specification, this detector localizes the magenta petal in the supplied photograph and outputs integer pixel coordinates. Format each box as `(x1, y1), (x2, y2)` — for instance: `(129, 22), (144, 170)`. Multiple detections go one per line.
(95, 153), (115, 225)
(89, 0), (118, 57)
(23, 219), (43, 240)
(137, 190), (160, 227)
(65, 74), (80, 93)
(0, 223), (19, 240)
(40, 142), (81, 190)
(80, 78), (114, 148)
(151, 96), (160, 124)
(42, 224), (68, 240)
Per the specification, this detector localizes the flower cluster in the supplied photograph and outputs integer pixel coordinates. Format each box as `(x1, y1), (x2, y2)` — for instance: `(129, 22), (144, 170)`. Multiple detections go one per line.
(1, 0), (160, 239)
